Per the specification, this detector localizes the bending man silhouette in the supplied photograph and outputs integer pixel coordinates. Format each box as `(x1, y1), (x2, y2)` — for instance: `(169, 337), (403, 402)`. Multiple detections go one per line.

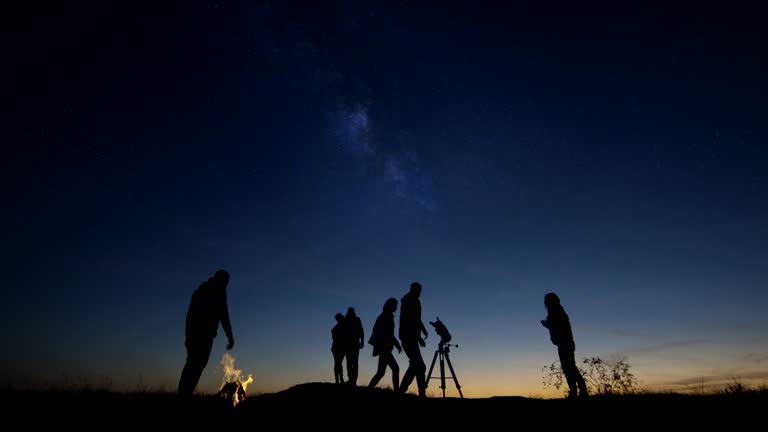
(178, 269), (234, 396)
(398, 281), (428, 397)
(541, 292), (588, 398)
(331, 313), (346, 384)
(367, 298), (402, 390)
(344, 307), (364, 386)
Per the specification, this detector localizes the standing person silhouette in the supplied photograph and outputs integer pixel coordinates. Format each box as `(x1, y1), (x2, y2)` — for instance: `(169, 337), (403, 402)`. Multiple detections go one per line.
(331, 313), (346, 384)
(367, 298), (402, 390)
(398, 281), (428, 397)
(178, 269), (235, 396)
(344, 307), (365, 386)
(541, 292), (588, 398)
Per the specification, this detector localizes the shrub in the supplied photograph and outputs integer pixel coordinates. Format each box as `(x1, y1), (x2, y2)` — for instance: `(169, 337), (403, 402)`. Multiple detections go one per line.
(542, 355), (638, 396)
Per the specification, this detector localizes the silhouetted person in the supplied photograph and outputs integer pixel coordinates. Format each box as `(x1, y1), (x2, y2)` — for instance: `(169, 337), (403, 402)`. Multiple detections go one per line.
(368, 298), (402, 390)
(541, 292), (588, 398)
(331, 313), (346, 384)
(398, 281), (428, 397)
(344, 307), (365, 386)
(178, 269), (234, 396)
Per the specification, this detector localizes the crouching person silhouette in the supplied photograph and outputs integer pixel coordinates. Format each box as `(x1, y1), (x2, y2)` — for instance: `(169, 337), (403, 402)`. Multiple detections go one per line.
(178, 269), (234, 396)
(541, 292), (588, 398)
(367, 298), (402, 391)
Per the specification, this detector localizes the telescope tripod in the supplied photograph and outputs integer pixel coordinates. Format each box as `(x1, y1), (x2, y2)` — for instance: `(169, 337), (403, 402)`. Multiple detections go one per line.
(426, 341), (463, 398)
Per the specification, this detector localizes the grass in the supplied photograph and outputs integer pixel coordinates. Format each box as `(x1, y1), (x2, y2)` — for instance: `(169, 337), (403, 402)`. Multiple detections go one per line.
(2, 381), (766, 427)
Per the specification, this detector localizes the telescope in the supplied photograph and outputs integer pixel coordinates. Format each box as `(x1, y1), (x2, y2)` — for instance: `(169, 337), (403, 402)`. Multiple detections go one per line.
(429, 316), (452, 344)
(426, 316), (463, 398)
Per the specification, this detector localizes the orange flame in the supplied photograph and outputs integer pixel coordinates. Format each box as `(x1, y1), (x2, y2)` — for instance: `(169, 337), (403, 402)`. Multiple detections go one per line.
(241, 373), (254, 393)
(220, 353), (253, 407)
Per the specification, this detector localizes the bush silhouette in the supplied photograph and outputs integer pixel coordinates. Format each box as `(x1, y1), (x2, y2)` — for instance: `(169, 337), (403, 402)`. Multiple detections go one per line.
(543, 356), (638, 396)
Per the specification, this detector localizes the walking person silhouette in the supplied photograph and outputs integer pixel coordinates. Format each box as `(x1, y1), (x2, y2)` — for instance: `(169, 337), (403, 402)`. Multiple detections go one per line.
(178, 270), (234, 396)
(344, 307), (365, 386)
(398, 282), (428, 397)
(367, 298), (402, 390)
(331, 312), (346, 384)
(541, 292), (588, 398)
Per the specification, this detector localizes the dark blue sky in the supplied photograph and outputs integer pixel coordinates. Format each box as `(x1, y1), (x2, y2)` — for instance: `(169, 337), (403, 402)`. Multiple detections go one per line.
(4, 2), (767, 396)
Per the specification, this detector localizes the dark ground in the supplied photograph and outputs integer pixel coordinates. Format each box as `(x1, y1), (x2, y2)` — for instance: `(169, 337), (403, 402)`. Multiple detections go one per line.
(3, 383), (765, 427)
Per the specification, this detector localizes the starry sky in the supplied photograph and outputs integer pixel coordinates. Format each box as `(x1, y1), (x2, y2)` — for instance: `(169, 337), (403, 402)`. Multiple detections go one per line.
(4, 2), (767, 397)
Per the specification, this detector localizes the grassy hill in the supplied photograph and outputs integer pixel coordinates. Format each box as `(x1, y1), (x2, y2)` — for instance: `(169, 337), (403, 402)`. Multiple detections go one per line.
(3, 382), (765, 427)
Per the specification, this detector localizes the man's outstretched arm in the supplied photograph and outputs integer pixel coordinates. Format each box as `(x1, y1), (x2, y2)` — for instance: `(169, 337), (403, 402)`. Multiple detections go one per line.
(221, 291), (234, 349)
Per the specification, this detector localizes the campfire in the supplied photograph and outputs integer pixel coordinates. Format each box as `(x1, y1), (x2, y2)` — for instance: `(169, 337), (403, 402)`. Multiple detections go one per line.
(218, 378), (251, 406)
(218, 353), (254, 407)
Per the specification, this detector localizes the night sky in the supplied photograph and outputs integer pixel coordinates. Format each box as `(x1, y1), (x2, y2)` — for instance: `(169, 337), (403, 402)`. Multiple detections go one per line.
(4, 2), (767, 397)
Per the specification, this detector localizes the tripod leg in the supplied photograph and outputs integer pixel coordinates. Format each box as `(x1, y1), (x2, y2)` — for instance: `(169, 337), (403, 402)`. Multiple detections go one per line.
(439, 352), (446, 398)
(426, 349), (439, 388)
(444, 353), (463, 398)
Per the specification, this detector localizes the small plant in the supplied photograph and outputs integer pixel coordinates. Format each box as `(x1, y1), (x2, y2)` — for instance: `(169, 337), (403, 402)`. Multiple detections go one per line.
(542, 355), (638, 396)
(721, 377), (746, 395)
(718, 377), (767, 396)
(757, 381), (768, 393)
